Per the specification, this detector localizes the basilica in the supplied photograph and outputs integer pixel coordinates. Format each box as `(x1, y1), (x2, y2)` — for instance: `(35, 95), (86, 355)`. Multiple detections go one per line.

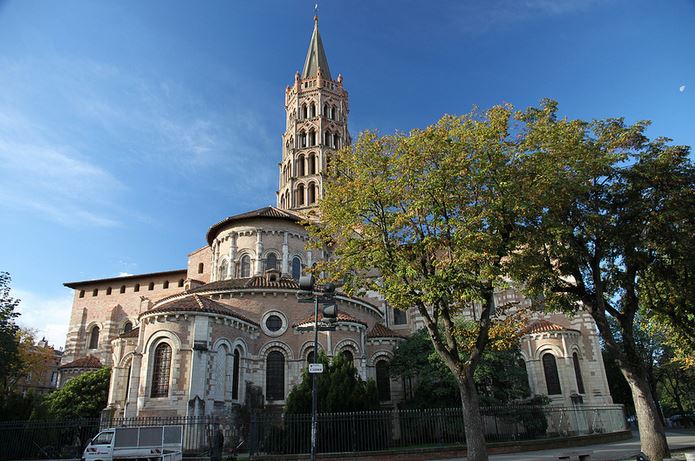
(58, 17), (613, 418)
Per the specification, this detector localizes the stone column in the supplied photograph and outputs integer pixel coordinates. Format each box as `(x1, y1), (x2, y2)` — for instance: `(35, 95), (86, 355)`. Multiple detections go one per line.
(255, 229), (263, 275)
(128, 352), (142, 418)
(229, 232), (237, 278)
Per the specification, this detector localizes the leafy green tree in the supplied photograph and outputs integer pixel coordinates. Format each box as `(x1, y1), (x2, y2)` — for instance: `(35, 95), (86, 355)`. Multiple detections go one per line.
(313, 107), (530, 461)
(285, 352), (379, 414)
(0, 272), (22, 397)
(510, 100), (694, 461)
(44, 367), (111, 419)
(390, 329), (531, 408)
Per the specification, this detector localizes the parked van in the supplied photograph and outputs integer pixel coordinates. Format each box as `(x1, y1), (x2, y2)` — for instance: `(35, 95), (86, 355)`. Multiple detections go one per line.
(82, 426), (183, 461)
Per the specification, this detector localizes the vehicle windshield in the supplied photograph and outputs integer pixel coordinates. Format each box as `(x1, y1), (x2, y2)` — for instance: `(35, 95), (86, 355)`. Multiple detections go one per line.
(92, 432), (114, 445)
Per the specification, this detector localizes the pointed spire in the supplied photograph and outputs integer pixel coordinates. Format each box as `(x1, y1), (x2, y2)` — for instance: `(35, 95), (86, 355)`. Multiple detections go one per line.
(301, 15), (332, 80)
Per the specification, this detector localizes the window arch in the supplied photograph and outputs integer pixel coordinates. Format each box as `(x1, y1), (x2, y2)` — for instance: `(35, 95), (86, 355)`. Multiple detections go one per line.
(376, 360), (391, 401)
(302, 103), (307, 119)
(331, 105), (337, 120)
(542, 353), (562, 395)
(232, 348), (241, 400)
(325, 130), (331, 147)
(265, 253), (278, 271)
(88, 326), (100, 349)
(219, 260), (228, 280)
(334, 133), (340, 149)
(323, 103), (328, 117)
(123, 321), (133, 334)
(297, 184), (305, 206)
(572, 352), (585, 394)
(300, 130), (307, 148)
(291, 257), (302, 280)
(266, 351), (285, 401)
(240, 255), (251, 278)
(150, 343), (172, 398)
(308, 154), (316, 175)
(309, 129), (316, 146)
(342, 349), (354, 363)
(213, 344), (229, 401)
(308, 182), (317, 204)
(310, 102), (316, 118)
(297, 155), (305, 176)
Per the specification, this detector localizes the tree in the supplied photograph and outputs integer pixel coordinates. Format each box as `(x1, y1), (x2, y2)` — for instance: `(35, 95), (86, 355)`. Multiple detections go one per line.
(2, 328), (57, 396)
(390, 329), (532, 408)
(285, 352), (379, 414)
(510, 100), (695, 461)
(44, 367), (110, 419)
(0, 272), (22, 397)
(312, 107), (529, 461)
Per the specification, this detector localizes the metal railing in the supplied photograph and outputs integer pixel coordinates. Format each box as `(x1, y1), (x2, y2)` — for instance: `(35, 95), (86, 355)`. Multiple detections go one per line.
(0, 405), (627, 460)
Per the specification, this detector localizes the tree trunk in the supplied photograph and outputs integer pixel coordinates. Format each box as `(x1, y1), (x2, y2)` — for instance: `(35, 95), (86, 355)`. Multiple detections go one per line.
(622, 367), (670, 461)
(458, 371), (488, 461)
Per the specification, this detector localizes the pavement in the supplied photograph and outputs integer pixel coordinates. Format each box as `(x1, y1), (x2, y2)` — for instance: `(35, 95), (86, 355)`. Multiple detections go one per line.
(426, 429), (695, 461)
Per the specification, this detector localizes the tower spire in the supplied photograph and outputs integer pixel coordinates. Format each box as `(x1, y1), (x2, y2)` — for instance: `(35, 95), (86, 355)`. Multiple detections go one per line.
(302, 13), (332, 80)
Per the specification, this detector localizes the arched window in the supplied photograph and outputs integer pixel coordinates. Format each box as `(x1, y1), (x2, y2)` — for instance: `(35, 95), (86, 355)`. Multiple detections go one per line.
(297, 184), (305, 206)
(123, 321), (133, 334)
(240, 255), (251, 278)
(232, 348), (241, 400)
(331, 105), (337, 120)
(309, 129), (316, 146)
(266, 351), (285, 401)
(265, 253), (278, 271)
(376, 360), (391, 401)
(573, 352), (585, 394)
(542, 353), (562, 395)
(280, 195), (285, 208)
(213, 344), (228, 401)
(198, 263), (204, 274)
(302, 104), (307, 119)
(300, 131), (307, 148)
(306, 183), (314, 204)
(88, 326), (100, 349)
(323, 103), (328, 116)
(291, 257), (302, 280)
(219, 260), (228, 280)
(342, 349), (354, 363)
(334, 133), (340, 149)
(150, 343), (172, 398)
(308, 154), (315, 175)
(297, 155), (305, 176)
(325, 130), (331, 147)
(310, 102), (316, 118)
(306, 350), (315, 366)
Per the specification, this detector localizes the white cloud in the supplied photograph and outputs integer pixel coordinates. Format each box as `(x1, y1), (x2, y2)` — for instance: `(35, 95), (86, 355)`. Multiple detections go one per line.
(680, 85), (686, 93)
(14, 288), (73, 350)
(117, 272), (133, 277)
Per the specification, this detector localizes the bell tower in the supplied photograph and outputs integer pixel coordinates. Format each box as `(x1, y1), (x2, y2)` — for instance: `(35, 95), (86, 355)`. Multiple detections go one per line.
(277, 15), (350, 218)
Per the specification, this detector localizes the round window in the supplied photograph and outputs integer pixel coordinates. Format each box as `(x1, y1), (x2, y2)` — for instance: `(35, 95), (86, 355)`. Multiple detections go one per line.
(265, 315), (283, 332)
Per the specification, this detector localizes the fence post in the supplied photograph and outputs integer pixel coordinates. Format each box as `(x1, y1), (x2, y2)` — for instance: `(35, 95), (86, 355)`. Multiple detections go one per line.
(249, 412), (257, 456)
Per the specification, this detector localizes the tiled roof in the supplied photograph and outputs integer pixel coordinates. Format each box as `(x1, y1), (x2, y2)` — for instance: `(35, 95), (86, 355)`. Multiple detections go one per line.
(521, 319), (572, 335)
(207, 206), (305, 244)
(143, 294), (259, 326)
(119, 327), (140, 338)
(59, 355), (102, 370)
(367, 323), (404, 338)
(187, 274), (301, 293)
(293, 312), (366, 328)
(64, 269), (187, 289)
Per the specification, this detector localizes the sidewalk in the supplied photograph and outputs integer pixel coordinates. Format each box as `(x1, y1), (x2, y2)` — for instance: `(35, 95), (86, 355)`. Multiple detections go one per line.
(427, 430), (695, 461)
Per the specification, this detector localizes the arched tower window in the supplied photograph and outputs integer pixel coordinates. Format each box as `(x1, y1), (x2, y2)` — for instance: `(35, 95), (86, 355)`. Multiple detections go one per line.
(302, 104), (307, 119)
(219, 260), (228, 280)
(573, 352), (585, 394)
(291, 257), (302, 280)
(376, 359), (391, 401)
(232, 348), (241, 400)
(308, 154), (316, 175)
(331, 105), (337, 120)
(88, 326), (100, 350)
(297, 155), (305, 176)
(265, 253), (278, 271)
(123, 321), (133, 334)
(297, 184), (305, 206)
(334, 133), (340, 149)
(150, 343), (172, 398)
(542, 353), (562, 395)
(266, 351), (285, 401)
(240, 255), (251, 278)
(309, 129), (316, 146)
(310, 102), (316, 118)
(342, 349), (354, 363)
(308, 182), (317, 204)
(325, 130), (331, 147)
(323, 103), (328, 116)
(300, 131), (307, 148)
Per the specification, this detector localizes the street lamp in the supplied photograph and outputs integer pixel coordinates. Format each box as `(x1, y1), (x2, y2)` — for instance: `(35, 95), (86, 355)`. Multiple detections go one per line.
(296, 274), (337, 461)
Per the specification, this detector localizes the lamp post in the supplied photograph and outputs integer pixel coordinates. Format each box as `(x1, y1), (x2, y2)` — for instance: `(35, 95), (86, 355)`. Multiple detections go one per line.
(297, 274), (337, 461)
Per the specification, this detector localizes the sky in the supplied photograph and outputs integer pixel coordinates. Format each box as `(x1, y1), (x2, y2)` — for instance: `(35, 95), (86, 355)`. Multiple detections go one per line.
(0, 0), (693, 348)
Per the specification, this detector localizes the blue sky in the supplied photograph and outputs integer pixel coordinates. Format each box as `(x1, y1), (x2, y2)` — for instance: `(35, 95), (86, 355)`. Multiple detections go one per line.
(1, 0), (693, 348)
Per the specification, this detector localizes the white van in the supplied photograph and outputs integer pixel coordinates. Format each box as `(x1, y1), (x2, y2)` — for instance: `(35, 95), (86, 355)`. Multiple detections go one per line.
(82, 426), (183, 461)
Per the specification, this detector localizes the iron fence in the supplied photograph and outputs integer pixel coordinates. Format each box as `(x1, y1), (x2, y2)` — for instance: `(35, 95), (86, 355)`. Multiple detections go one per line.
(0, 405), (627, 460)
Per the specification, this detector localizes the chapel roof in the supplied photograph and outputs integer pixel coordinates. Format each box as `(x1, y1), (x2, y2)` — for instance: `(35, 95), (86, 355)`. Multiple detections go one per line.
(187, 274), (300, 293)
(293, 311), (366, 328)
(367, 323), (405, 339)
(206, 206), (305, 245)
(59, 355), (102, 370)
(143, 294), (259, 326)
(302, 16), (332, 80)
(520, 319), (578, 335)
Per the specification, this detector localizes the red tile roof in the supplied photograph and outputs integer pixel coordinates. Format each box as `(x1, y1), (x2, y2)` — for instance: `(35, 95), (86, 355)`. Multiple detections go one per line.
(207, 206), (305, 244)
(293, 312), (366, 327)
(367, 323), (404, 338)
(59, 355), (102, 369)
(64, 269), (187, 289)
(521, 319), (570, 335)
(143, 294), (259, 326)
